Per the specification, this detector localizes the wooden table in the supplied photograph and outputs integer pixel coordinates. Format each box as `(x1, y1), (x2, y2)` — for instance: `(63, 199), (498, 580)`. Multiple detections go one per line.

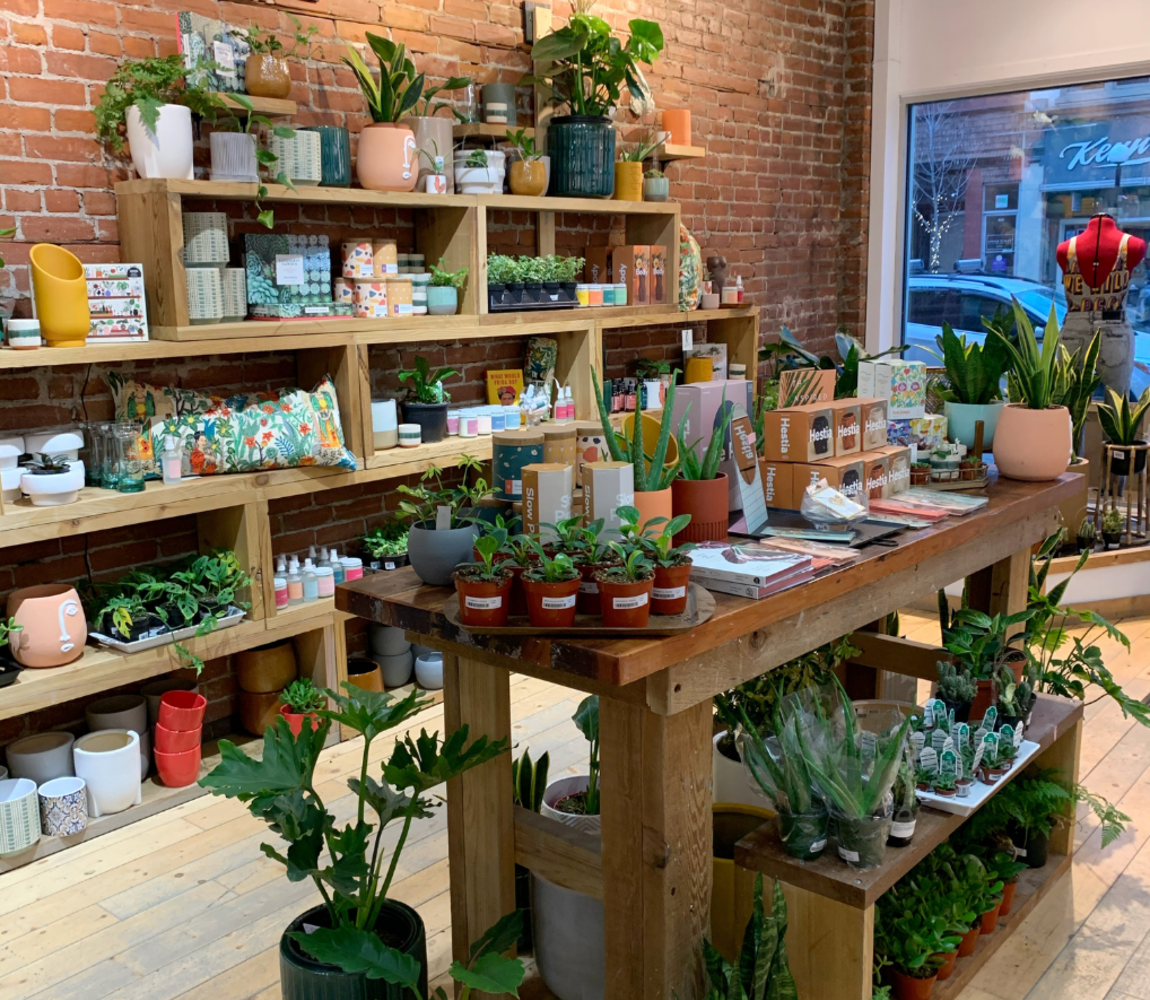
(337, 472), (1080, 1000)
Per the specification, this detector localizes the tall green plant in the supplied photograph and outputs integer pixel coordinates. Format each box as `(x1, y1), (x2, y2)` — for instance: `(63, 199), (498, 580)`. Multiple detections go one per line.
(1053, 333), (1101, 457)
(511, 748), (550, 812)
(676, 396), (734, 481)
(591, 369), (678, 491)
(343, 34), (426, 123)
(931, 322), (1010, 405)
(988, 299), (1062, 410)
(573, 695), (600, 815)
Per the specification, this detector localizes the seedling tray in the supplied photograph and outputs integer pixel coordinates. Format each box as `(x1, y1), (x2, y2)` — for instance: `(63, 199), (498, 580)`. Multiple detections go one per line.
(90, 605), (246, 654)
(443, 582), (714, 636)
(914, 738), (1041, 816)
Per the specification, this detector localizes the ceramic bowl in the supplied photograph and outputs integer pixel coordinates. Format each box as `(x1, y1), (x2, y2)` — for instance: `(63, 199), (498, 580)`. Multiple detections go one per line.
(24, 429), (82, 460)
(6, 731), (75, 784)
(20, 460), (85, 506)
(0, 778), (40, 855)
(140, 678), (198, 725)
(0, 436), (24, 469)
(414, 651), (444, 690)
(157, 690), (207, 731)
(38, 776), (88, 837)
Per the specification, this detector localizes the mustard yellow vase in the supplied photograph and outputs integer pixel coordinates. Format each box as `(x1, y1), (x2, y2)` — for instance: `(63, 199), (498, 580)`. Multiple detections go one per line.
(30, 244), (90, 347)
(509, 159), (547, 196)
(684, 356), (713, 383)
(613, 161), (643, 201)
(711, 804), (774, 963)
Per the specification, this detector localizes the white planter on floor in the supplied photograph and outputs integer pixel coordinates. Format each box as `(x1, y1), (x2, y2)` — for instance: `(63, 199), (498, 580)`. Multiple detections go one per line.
(373, 650), (413, 688)
(126, 103), (194, 180)
(6, 731), (75, 784)
(73, 730), (142, 818)
(0, 778), (40, 855)
(86, 695), (150, 779)
(713, 730), (771, 810)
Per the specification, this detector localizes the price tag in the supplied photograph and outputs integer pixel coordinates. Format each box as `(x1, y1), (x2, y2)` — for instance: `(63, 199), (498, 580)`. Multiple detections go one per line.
(542, 594), (576, 610)
(652, 586), (686, 600)
(579, 580), (599, 594)
(940, 748), (958, 777)
(612, 593), (648, 610)
(923, 702), (935, 729)
(910, 730), (926, 760)
(681, 328), (693, 352)
(275, 254), (305, 285)
(465, 595), (502, 610)
(919, 746), (939, 776)
(891, 820), (916, 838)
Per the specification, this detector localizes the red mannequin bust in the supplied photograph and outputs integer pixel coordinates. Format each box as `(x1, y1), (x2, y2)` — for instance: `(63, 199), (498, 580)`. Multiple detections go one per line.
(1057, 214), (1146, 295)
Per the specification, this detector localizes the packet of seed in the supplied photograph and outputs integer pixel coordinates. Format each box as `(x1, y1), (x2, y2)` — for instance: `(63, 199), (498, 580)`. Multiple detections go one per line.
(940, 748), (958, 779)
(919, 746), (939, 777)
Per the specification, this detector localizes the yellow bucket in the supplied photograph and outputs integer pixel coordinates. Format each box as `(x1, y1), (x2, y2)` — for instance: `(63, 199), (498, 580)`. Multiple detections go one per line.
(712, 803), (774, 962)
(30, 244), (90, 347)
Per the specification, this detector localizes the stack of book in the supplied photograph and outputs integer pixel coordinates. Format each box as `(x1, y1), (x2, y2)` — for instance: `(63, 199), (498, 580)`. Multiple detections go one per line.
(689, 545), (816, 600)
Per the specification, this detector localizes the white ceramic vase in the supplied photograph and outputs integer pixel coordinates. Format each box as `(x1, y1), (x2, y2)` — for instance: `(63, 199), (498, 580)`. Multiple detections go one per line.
(414, 651), (443, 690)
(6, 731), (75, 784)
(0, 778), (41, 855)
(126, 104), (194, 181)
(86, 695), (150, 779)
(712, 731), (771, 810)
(73, 730), (142, 818)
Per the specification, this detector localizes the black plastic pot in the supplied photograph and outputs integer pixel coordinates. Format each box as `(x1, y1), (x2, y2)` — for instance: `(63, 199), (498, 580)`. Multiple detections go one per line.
(280, 901), (428, 1000)
(401, 401), (449, 444)
(998, 713), (1024, 735)
(370, 552), (409, 572)
(776, 801), (829, 860)
(888, 801), (919, 848)
(1109, 442), (1147, 476)
(941, 698), (971, 724)
(1103, 529), (1122, 548)
(0, 653), (21, 689)
(1020, 829), (1049, 869)
(835, 808), (893, 870)
(547, 115), (615, 198)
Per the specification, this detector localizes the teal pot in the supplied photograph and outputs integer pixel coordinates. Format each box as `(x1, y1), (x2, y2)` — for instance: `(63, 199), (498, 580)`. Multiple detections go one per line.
(401, 401), (448, 443)
(407, 521), (479, 586)
(280, 901), (427, 1000)
(426, 286), (458, 316)
(300, 125), (352, 187)
(547, 116), (615, 198)
(944, 400), (1004, 450)
(643, 175), (670, 202)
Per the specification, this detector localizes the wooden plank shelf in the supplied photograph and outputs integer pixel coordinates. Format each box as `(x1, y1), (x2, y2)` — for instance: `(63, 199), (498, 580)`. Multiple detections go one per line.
(653, 142), (705, 162)
(453, 123), (532, 141)
(479, 193), (678, 215)
(598, 305), (757, 329)
(210, 92), (297, 117)
(117, 178), (477, 210)
(365, 436), (493, 473)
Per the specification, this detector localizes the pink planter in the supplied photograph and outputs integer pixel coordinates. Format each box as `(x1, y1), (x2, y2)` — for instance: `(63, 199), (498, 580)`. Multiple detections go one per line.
(157, 691), (206, 731)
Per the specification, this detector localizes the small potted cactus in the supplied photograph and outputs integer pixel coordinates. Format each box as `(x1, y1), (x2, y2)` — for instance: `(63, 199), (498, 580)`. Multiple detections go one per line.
(1102, 505), (1124, 548)
(643, 167), (669, 202)
(1076, 516), (1096, 553)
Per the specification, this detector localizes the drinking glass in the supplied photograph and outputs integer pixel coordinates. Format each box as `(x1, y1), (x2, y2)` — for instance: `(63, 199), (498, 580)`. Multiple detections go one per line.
(112, 423), (145, 493)
(97, 423), (118, 489)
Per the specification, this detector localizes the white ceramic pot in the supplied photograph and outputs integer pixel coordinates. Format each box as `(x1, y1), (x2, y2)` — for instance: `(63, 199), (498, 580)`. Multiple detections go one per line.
(73, 729), (142, 818)
(369, 624), (410, 657)
(24, 429), (82, 460)
(38, 775), (88, 837)
(423, 174), (447, 194)
(0, 778), (40, 855)
(414, 651), (444, 690)
(21, 460), (84, 506)
(1, 466), (21, 504)
(140, 678), (198, 725)
(6, 731), (75, 784)
(126, 103), (194, 181)
(713, 731), (772, 810)
(454, 151), (506, 194)
(541, 774), (601, 838)
(210, 131), (259, 183)
(0, 436), (24, 470)
(86, 695), (150, 779)
(373, 649), (414, 688)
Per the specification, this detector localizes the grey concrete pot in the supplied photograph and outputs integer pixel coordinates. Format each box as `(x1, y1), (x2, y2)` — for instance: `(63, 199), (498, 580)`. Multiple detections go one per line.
(406, 522), (478, 586)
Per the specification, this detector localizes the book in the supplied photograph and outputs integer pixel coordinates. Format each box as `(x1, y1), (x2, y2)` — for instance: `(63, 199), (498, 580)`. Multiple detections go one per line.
(487, 369), (524, 406)
(697, 567), (817, 600)
(688, 545), (813, 587)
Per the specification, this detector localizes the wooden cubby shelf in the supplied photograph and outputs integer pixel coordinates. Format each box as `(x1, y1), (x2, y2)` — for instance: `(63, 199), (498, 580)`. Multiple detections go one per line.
(653, 142), (705, 162)
(209, 93), (297, 117)
(453, 123), (533, 141)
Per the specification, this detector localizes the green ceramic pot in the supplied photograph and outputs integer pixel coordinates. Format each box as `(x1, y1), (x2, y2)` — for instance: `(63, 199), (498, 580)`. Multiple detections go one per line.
(944, 400), (1004, 450)
(547, 115), (615, 198)
(300, 125), (352, 188)
(426, 285), (458, 316)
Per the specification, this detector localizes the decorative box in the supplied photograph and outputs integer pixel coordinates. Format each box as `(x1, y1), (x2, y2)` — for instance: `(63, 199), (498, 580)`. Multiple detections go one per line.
(761, 403), (835, 462)
(827, 399), (861, 457)
(857, 360), (927, 419)
(809, 455), (865, 501)
(84, 263), (148, 343)
(583, 462), (634, 541)
(758, 460), (793, 508)
(858, 452), (889, 500)
(244, 233), (332, 318)
(221, 269), (247, 323)
(859, 398), (888, 451)
(183, 212), (229, 265)
(176, 12), (245, 92)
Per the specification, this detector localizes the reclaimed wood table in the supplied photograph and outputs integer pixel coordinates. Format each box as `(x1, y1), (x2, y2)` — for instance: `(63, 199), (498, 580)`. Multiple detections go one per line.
(337, 472), (1081, 1000)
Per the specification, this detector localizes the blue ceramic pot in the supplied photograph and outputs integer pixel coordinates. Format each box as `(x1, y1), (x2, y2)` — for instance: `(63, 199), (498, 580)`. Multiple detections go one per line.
(300, 125), (352, 188)
(426, 285), (458, 315)
(547, 115), (615, 198)
(944, 400), (1004, 450)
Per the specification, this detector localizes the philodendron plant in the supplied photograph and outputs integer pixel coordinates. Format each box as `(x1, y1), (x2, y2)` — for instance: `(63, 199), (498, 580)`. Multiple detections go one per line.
(201, 683), (518, 996)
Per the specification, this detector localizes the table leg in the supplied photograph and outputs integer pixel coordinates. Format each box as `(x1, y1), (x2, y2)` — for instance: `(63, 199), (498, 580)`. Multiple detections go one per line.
(599, 697), (712, 1000)
(967, 545), (1031, 616)
(443, 654), (515, 988)
(782, 885), (874, 1000)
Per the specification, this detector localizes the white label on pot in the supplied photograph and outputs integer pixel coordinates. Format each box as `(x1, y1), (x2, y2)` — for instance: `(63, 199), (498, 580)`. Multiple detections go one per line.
(302, 923), (320, 934)
(213, 41), (236, 76)
(810, 838), (827, 852)
(275, 254), (304, 285)
(837, 846), (860, 863)
(395, 303), (414, 315)
(653, 586), (686, 600)
(465, 595), (502, 610)
(384, 561), (396, 571)
(1015, 846), (1027, 858)
(435, 505), (452, 530)
(891, 820), (916, 838)
(541, 594), (576, 610)
(579, 580), (599, 594)
(613, 593), (649, 610)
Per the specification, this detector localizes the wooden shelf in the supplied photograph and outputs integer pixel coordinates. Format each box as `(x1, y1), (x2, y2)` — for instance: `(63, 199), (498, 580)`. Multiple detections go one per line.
(453, 123), (533, 141)
(210, 93), (297, 117)
(597, 305), (758, 329)
(116, 178), (477, 210)
(365, 436), (493, 473)
(479, 193), (678, 215)
(270, 595), (339, 628)
(653, 142), (705, 162)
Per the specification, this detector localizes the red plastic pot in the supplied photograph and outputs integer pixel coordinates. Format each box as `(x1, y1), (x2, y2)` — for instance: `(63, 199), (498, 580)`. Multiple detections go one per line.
(155, 744), (202, 788)
(453, 571), (512, 627)
(157, 690), (207, 731)
(521, 576), (581, 627)
(576, 560), (619, 615)
(957, 925), (980, 957)
(671, 473), (729, 543)
(980, 898), (1002, 934)
(154, 722), (202, 754)
(933, 949), (958, 981)
(890, 968), (937, 1000)
(652, 562), (691, 615)
(595, 574), (654, 628)
(279, 704), (321, 737)
(999, 878), (1018, 917)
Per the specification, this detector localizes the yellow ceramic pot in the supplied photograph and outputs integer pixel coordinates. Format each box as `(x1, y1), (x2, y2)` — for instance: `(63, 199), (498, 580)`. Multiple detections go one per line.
(509, 159), (547, 196)
(356, 123), (418, 192)
(614, 161), (643, 202)
(684, 356), (713, 383)
(245, 54), (291, 99)
(30, 244), (90, 347)
(620, 411), (679, 475)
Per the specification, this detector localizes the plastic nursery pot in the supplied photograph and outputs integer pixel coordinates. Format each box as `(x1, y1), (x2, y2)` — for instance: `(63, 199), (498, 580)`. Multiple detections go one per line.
(153, 722), (202, 754)
(576, 561), (606, 615)
(834, 808), (893, 870)
(154, 744), (201, 788)
(941, 697), (971, 724)
(157, 690), (207, 732)
(346, 656), (383, 692)
(1021, 829), (1049, 868)
(279, 704), (321, 738)
(970, 678), (997, 721)
(507, 564), (529, 617)
(956, 778), (974, 798)
(453, 570), (513, 628)
(596, 573), (654, 628)
(890, 968), (938, 1000)
(957, 924), (980, 957)
(933, 948), (959, 982)
(652, 561), (692, 615)
(980, 898), (1003, 934)
(521, 576), (581, 628)
(776, 802), (829, 860)
(672, 474), (730, 543)
(999, 878), (1019, 917)
(888, 802), (918, 847)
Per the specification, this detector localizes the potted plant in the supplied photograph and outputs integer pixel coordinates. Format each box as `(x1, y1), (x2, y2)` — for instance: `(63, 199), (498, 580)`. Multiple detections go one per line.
(364, 521), (409, 571)
(941, 605), (1034, 718)
(613, 134), (658, 201)
(889, 754), (919, 847)
(0, 616), (22, 687)
(996, 661), (1035, 732)
(1052, 330), (1101, 530)
(931, 772), (957, 797)
(988, 300), (1073, 480)
(453, 531), (513, 628)
(95, 53), (222, 180)
(20, 453), (84, 506)
(569, 518), (617, 614)
(510, 747), (549, 949)
(627, 508), (694, 614)
(1076, 516), (1096, 552)
(427, 257), (467, 316)
(592, 369), (679, 526)
(237, 16), (320, 99)
(201, 683), (517, 1000)
(1098, 385), (1150, 476)
(643, 167), (669, 202)
(672, 394), (734, 542)
(207, 95), (296, 228)
(343, 35), (424, 192)
(278, 677), (325, 737)
(936, 660), (976, 723)
(698, 874), (797, 997)
(407, 74), (471, 194)
(910, 460), (931, 486)
(416, 138), (448, 193)
(521, 547), (581, 628)
(454, 147), (506, 194)
(505, 128), (548, 196)
(397, 457), (492, 586)
(594, 545), (655, 628)
(931, 321), (1010, 449)
(1102, 505), (1124, 547)
(989, 850), (1028, 917)
(526, 14), (664, 198)
(875, 907), (957, 1000)
(398, 355), (457, 442)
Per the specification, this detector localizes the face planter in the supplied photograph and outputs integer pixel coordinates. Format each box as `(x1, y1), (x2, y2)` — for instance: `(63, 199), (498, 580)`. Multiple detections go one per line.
(6, 584), (87, 668)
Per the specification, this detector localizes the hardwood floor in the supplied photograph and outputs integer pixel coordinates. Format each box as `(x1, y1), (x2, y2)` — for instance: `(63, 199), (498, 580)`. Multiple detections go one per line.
(2, 613), (1148, 1000)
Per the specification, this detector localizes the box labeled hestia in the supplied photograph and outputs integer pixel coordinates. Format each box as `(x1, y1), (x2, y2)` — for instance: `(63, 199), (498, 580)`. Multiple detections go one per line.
(779, 368), (836, 405)
(876, 445), (911, 495)
(762, 403), (834, 462)
(857, 360), (927, 419)
(790, 464), (825, 508)
(244, 233), (332, 318)
(759, 460), (793, 508)
(858, 398), (888, 451)
(584, 246), (611, 284)
(858, 451), (889, 500)
(583, 462), (635, 540)
(827, 399), (861, 457)
(613, 246), (649, 306)
(523, 463), (573, 541)
(811, 455), (865, 500)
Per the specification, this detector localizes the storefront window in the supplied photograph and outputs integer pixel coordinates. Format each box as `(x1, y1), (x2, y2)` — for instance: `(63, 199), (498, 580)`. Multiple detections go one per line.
(902, 78), (1150, 394)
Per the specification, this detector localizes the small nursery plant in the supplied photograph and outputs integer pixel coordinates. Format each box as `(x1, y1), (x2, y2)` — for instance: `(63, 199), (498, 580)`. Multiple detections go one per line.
(936, 661), (977, 706)
(512, 748), (550, 812)
(281, 678), (326, 714)
(238, 16), (323, 60)
(429, 257), (468, 289)
(364, 522), (409, 559)
(456, 532), (511, 583)
(522, 547), (578, 584)
(398, 354), (458, 403)
(505, 127), (541, 161)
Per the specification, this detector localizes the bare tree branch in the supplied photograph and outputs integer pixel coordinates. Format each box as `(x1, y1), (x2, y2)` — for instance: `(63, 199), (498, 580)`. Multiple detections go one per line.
(912, 103), (974, 271)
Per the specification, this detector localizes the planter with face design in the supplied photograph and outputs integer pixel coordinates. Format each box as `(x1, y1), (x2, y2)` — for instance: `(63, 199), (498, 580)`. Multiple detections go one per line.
(7, 584), (87, 667)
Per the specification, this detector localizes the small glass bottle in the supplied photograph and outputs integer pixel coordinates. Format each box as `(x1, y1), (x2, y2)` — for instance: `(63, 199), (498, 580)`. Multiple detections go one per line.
(162, 435), (182, 486)
(286, 556), (304, 605)
(276, 553), (287, 575)
(735, 274), (745, 304)
(329, 549), (346, 585)
(274, 576), (289, 610)
(301, 558), (318, 602)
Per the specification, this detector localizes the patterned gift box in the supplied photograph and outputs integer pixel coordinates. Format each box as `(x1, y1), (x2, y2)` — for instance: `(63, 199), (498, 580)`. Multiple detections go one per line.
(858, 359), (927, 419)
(221, 268), (247, 323)
(84, 264), (148, 343)
(186, 266), (223, 324)
(244, 233), (332, 318)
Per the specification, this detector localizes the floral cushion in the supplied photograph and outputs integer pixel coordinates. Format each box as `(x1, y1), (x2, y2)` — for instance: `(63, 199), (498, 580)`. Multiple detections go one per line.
(107, 372), (357, 477)
(679, 223), (702, 311)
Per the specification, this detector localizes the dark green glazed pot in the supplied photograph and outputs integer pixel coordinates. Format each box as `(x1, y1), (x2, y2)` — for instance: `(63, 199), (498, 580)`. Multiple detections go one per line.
(279, 901), (428, 1000)
(547, 115), (615, 198)
(300, 125), (352, 188)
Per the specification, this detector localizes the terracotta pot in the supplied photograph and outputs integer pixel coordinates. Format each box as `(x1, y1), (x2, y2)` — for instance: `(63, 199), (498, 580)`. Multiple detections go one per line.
(933, 949), (958, 982)
(522, 576), (581, 628)
(999, 878), (1018, 917)
(672, 473), (730, 543)
(891, 968), (937, 1000)
(245, 53), (291, 99)
(613, 161), (643, 201)
(510, 159), (547, 196)
(970, 678), (997, 721)
(236, 641), (297, 694)
(652, 562), (691, 615)
(957, 925), (980, 957)
(157, 690), (206, 731)
(632, 487), (673, 531)
(239, 690), (283, 735)
(661, 109), (691, 145)
(980, 898), (1002, 934)
(346, 657), (383, 692)
(507, 564), (529, 617)
(454, 572), (513, 628)
(576, 561), (606, 615)
(155, 744), (201, 788)
(7, 584), (86, 668)
(280, 704), (322, 738)
(154, 722), (201, 754)
(596, 574), (654, 628)
(992, 404), (1072, 481)
(357, 122), (418, 192)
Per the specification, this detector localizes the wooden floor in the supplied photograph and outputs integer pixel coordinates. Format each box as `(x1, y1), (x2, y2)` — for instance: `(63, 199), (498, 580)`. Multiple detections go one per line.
(2, 611), (1149, 1000)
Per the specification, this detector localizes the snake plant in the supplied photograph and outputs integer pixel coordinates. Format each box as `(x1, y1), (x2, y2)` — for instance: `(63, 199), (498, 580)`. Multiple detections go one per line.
(591, 369), (678, 491)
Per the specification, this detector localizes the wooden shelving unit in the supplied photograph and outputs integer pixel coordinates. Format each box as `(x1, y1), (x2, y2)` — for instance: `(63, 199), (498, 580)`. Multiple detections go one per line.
(652, 142), (705, 163)
(209, 93), (297, 117)
(453, 123), (533, 141)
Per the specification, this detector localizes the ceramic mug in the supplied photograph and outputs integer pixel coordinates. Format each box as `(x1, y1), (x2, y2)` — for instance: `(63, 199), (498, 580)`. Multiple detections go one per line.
(38, 776), (88, 837)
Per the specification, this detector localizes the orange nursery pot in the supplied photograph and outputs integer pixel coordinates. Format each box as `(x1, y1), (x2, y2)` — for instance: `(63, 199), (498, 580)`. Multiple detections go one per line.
(957, 925), (980, 957)
(890, 968), (937, 1000)
(521, 576), (581, 628)
(932, 948), (958, 981)
(576, 560), (618, 615)
(279, 704), (322, 738)
(155, 744), (202, 788)
(999, 878), (1018, 917)
(454, 571), (513, 628)
(595, 573), (654, 628)
(980, 898), (1003, 934)
(651, 562), (691, 615)
(154, 722), (202, 754)
(507, 564), (529, 617)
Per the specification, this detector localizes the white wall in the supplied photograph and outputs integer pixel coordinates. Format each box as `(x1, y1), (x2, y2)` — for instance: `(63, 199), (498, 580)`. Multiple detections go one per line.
(865, 0), (1150, 351)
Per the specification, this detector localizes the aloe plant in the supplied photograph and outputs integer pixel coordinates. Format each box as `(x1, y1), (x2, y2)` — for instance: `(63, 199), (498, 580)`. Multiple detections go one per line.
(932, 321), (1010, 405)
(676, 394), (734, 481)
(1097, 386), (1150, 446)
(591, 368), (678, 491)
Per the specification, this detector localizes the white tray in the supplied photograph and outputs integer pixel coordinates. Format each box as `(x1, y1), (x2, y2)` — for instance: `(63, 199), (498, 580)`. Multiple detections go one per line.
(915, 738), (1041, 816)
(90, 605), (246, 654)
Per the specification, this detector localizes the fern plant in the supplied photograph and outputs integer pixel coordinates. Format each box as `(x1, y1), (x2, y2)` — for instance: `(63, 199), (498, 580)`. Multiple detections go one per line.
(1097, 386), (1150, 446)
(591, 369), (679, 491)
(931, 321), (1010, 405)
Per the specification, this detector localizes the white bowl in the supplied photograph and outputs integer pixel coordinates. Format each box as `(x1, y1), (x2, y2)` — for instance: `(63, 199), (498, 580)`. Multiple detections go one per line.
(0, 436), (24, 470)
(414, 651), (444, 690)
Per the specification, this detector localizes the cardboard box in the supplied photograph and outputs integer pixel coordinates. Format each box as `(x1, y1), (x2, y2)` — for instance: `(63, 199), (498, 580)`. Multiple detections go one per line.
(859, 398), (888, 451)
(858, 451), (889, 501)
(828, 399), (862, 457)
(669, 380), (752, 462)
(582, 461), (635, 540)
(857, 359), (927, 418)
(584, 246), (611, 284)
(875, 445), (911, 495)
(811, 455), (866, 500)
(759, 460), (793, 508)
(613, 246), (649, 307)
(649, 244), (667, 304)
(790, 464), (825, 508)
(779, 368), (836, 405)
(761, 403), (835, 463)
(522, 463), (573, 540)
